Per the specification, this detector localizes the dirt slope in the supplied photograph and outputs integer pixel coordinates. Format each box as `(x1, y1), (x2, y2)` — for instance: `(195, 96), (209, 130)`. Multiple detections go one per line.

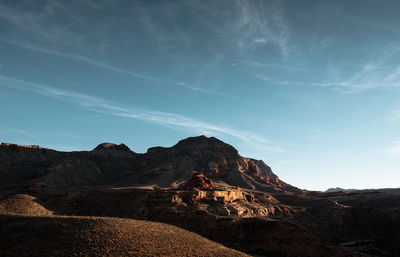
(0, 194), (53, 216)
(0, 215), (250, 257)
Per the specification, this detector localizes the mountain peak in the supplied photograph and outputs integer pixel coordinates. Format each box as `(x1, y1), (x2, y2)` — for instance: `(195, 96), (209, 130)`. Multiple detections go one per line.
(173, 135), (238, 155)
(93, 143), (131, 152)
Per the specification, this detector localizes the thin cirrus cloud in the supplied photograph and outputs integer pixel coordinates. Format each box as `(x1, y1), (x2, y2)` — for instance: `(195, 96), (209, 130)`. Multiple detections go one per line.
(391, 110), (400, 121)
(1, 39), (160, 82)
(0, 1), (289, 97)
(1, 39), (231, 98)
(0, 74), (283, 153)
(0, 2), (81, 45)
(232, 0), (289, 57)
(234, 0), (289, 57)
(388, 141), (400, 157)
(256, 75), (400, 94)
(0, 127), (39, 141)
(256, 44), (400, 93)
(185, 0), (289, 58)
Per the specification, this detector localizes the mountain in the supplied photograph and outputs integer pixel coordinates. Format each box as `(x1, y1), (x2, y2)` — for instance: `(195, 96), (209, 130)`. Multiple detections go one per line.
(325, 187), (358, 193)
(0, 136), (293, 192)
(1, 136), (400, 257)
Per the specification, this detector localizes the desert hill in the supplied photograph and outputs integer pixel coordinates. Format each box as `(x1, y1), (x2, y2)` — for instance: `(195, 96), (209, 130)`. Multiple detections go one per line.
(0, 193), (53, 216)
(0, 215), (249, 257)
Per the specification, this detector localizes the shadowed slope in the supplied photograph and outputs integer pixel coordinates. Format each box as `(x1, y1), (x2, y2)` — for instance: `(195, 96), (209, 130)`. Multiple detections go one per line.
(0, 215), (250, 257)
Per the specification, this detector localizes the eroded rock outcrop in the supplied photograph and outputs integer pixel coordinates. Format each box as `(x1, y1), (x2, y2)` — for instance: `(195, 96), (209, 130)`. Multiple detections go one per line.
(182, 172), (217, 190)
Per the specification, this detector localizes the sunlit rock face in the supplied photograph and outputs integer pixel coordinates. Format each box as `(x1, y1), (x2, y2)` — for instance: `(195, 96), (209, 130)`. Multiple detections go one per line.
(181, 172), (218, 190)
(0, 142), (44, 149)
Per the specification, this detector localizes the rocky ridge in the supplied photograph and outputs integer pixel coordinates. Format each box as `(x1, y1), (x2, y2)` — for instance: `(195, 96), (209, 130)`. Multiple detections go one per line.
(0, 136), (291, 192)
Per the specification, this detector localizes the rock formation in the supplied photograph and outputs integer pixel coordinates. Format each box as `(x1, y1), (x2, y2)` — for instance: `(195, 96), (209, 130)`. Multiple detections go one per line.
(182, 172), (217, 190)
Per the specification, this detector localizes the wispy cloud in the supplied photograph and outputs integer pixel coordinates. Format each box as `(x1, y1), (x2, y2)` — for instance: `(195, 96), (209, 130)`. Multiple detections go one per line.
(186, 0), (290, 58)
(0, 126), (83, 151)
(0, 74), (283, 153)
(175, 81), (229, 97)
(0, 2), (81, 45)
(231, 0), (289, 57)
(0, 127), (40, 140)
(2, 39), (234, 98)
(390, 110), (400, 121)
(134, 0), (290, 58)
(256, 44), (400, 93)
(0, 1), (232, 98)
(257, 75), (400, 93)
(388, 141), (400, 157)
(256, 75), (348, 88)
(8, 39), (241, 100)
(1, 39), (160, 82)
(342, 14), (400, 33)
(307, 129), (323, 140)
(230, 59), (302, 72)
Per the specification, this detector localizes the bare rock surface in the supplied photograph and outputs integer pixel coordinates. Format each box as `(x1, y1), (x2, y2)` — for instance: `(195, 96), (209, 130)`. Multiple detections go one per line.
(181, 172), (218, 190)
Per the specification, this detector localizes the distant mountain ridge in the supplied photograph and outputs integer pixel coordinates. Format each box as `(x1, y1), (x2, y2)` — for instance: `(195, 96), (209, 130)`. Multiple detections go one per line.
(325, 187), (358, 193)
(0, 136), (295, 192)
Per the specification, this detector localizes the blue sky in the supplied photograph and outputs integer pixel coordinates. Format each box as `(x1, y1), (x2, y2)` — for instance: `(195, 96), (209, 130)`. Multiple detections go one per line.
(1, 0), (400, 190)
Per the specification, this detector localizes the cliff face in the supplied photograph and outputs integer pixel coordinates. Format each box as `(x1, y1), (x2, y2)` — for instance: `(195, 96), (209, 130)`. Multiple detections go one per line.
(0, 136), (293, 192)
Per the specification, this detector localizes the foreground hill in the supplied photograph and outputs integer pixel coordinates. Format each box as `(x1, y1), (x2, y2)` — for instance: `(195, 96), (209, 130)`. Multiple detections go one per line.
(0, 215), (249, 257)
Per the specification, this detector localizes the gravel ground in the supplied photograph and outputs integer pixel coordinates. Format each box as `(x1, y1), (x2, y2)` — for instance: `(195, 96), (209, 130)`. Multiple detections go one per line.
(0, 214), (250, 257)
